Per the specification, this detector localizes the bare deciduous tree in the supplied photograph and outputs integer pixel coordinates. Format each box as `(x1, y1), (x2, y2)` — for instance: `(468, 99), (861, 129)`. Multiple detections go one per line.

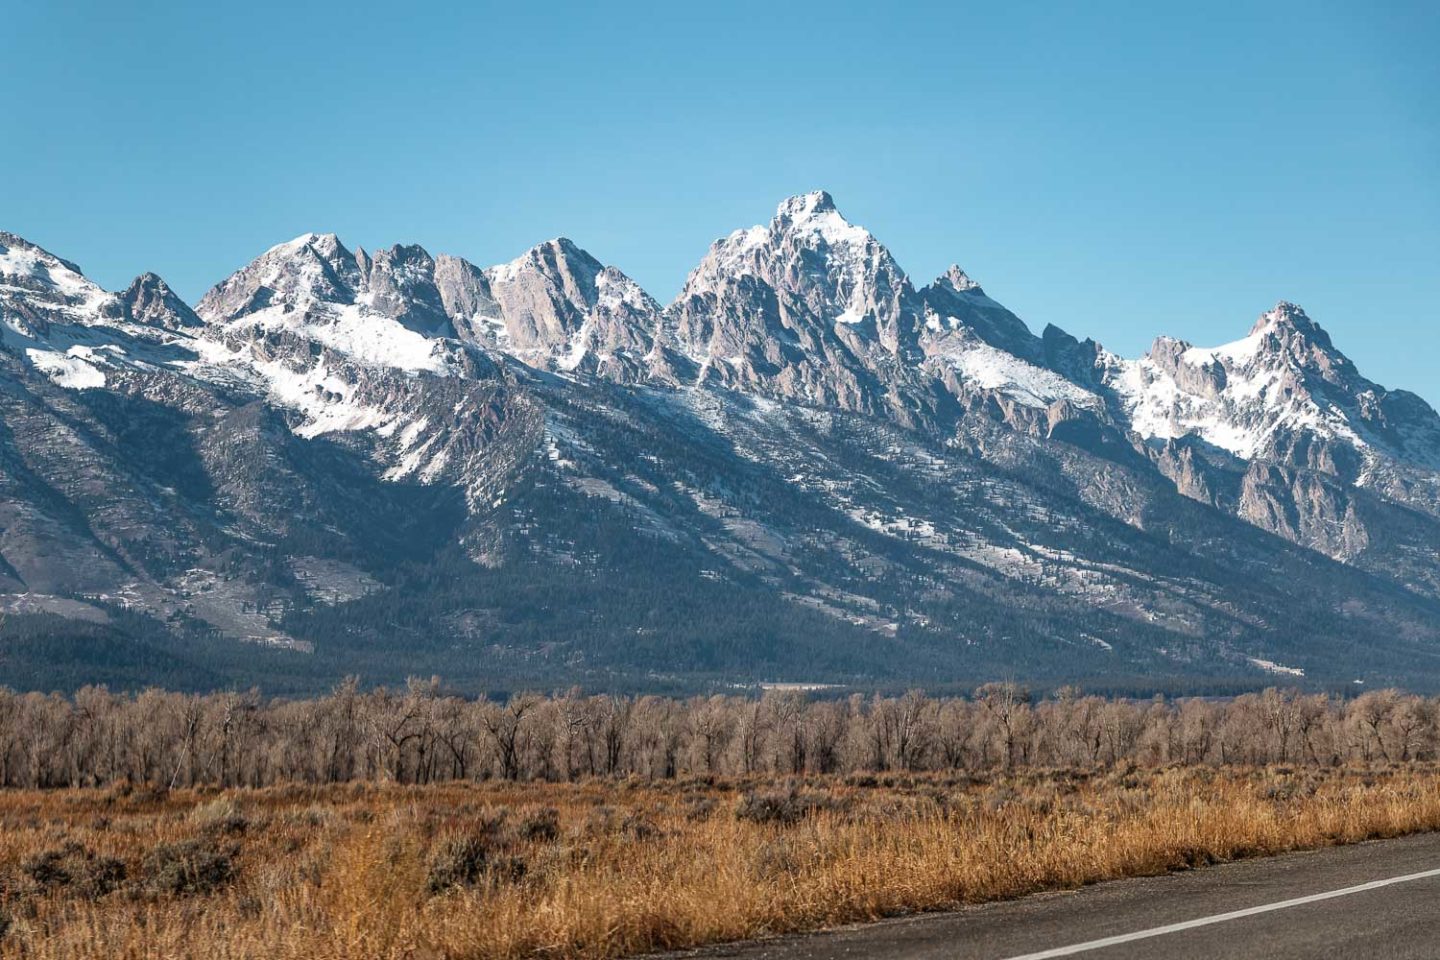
(0, 683), (1432, 789)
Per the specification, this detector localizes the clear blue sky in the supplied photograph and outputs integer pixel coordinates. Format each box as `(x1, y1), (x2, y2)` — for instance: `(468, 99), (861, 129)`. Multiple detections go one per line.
(4, 1), (1436, 402)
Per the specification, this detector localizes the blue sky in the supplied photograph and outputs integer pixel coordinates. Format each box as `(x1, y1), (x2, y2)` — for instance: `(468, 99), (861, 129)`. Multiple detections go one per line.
(4, 1), (1437, 401)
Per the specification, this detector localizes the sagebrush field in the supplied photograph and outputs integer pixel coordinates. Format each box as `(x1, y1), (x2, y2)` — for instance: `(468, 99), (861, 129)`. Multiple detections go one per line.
(3, 764), (1440, 958)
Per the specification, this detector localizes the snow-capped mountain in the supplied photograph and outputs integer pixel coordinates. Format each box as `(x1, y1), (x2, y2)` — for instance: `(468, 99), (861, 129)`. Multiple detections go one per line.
(1099, 301), (1440, 581)
(2, 196), (1439, 694)
(660, 191), (930, 416)
(1106, 301), (1440, 475)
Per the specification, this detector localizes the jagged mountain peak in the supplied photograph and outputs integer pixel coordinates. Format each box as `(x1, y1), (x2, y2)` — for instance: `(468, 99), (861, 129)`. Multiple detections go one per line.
(479, 238), (658, 376)
(545, 236), (589, 255)
(935, 264), (983, 294)
(488, 237), (602, 284)
(1247, 300), (1340, 356)
(1105, 298), (1440, 481)
(0, 230), (89, 276)
(915, 263), (1063, 391)
(359, 243), (451, 337)
(360, 242), (438, 276)
(196, 230), (661, 379)
(684, 192), (892, 292)
(199, 232), (460, 339)
(663, 192), (929, 414)
(256, 232), (357, 276)
(770, 190), (873, 250)
(1251, 300), (1314, 334)
(383, 241), (433, 259)
(1138, 302), (1343, 375)
(1155, 302), (1352, 386)
(281, 231), (347, 256)
(1143, 333), (1196, 361)
(776, 189), (838, 219)
(198, 231), (368, 323)
(120, 272), (202, 330)
(684, 192), (913, 326)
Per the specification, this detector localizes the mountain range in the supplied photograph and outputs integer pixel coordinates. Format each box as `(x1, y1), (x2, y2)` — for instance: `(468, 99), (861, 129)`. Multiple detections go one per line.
(2, 191), (1439, 694)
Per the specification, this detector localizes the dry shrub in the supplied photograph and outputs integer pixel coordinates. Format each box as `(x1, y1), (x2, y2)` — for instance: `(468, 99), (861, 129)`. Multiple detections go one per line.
(21, 847), (74, 891)
(190, 796), (250, 836)
(140, 838), (236, 897)
(118, 783), (170, 808)
(422, 807), (532, 895)
(518, 807), (560, 842)
(735, 787), (845, 826)
(426, 832), (526, 894)
(21, 843), (126, 898)
(620, 811), (663, 840)
(288, 803), (336, 829)
(685, 796), (719, 822)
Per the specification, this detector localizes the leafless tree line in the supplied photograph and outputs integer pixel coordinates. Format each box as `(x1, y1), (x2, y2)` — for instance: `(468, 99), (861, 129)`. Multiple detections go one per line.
(0, 680), (1434, 789)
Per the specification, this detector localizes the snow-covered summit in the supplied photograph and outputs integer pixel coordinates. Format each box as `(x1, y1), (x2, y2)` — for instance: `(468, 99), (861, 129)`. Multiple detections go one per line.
(0, 231), (118, 328)
(1167, 302), (1340, 372)
(1104, 302), (1440, 471)
(771, 190), (872, 249)
(776, 189), (838, 218)
(196, 232), (459, 367)
(669, 194), (1120, 421)
(916, 269), (1098, 412)
(679, 191), (918, 353)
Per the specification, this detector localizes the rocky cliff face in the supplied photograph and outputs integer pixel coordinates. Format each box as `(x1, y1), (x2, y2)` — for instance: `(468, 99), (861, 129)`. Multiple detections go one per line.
(2, 194), (1440, 693)
(119, 273), (203, 330)
(480, 238), (661, 380)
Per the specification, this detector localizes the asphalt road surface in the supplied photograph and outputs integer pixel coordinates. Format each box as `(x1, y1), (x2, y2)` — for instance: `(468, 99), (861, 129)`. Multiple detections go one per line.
(660, 831), (1440, 959)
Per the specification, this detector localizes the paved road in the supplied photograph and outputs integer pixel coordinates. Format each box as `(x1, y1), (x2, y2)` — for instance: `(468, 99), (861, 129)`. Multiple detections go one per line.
(661, 832), (1440, 959)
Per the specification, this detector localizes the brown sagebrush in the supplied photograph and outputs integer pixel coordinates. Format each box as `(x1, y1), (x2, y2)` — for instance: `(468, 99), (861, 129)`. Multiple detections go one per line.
(734, 787), (846, 826)
(21, 843), (126, 898)
(140, 838), (236, 897)
(518, 807), (560, 842)
(426, 831), (527, 894)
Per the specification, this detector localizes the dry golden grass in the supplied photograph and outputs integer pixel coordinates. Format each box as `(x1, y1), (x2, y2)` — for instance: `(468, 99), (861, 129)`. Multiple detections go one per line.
(1, 766), (1438, 958)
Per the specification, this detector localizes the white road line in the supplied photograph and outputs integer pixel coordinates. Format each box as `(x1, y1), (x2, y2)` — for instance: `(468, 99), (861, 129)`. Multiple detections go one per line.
(999, 866), (1440, 959)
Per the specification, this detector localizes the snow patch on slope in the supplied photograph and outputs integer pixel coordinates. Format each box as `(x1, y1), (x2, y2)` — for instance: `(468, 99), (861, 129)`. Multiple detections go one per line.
(931, 335), (1100, 409)
(218, 303), (454, 374)
(26, 347), (108, 389)
(1248, 657), (1305, 677)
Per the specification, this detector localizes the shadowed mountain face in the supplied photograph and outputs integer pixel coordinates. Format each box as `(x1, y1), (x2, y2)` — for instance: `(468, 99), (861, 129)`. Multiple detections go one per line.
(1, 198), (1439, 695)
